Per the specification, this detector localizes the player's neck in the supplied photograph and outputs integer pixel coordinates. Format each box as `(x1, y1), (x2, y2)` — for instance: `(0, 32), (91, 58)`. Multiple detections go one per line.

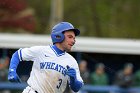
(54, 43), (64, 51)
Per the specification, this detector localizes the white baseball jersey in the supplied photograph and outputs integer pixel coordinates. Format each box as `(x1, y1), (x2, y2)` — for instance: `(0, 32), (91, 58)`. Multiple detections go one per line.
(18, 44), (83, 93)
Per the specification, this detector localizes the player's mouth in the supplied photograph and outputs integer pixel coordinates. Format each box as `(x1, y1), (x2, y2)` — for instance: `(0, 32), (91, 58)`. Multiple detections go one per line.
(68, 45), (72, 48)
(68, 43), (73, 47)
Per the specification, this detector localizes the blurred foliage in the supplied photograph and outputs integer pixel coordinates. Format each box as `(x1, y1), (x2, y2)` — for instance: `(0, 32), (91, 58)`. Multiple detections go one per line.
(0, 0), (140, 39)
(64, 0), (140, 38)
(0, 0), (37, 33)
(27, 0), (51, 34)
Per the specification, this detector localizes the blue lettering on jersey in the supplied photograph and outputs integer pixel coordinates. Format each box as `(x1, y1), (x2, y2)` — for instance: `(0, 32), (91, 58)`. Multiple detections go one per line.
(40, 62), (46, 69)
(40, 62), (67, 76)
(46, 62), (51, 69)
(54, 64), (59, 71)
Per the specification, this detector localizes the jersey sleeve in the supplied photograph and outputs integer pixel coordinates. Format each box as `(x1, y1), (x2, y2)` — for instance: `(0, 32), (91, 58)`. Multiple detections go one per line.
(69, 58), (83, 83)
(74, 63), (83, 83)
(18, 46), (42, 61)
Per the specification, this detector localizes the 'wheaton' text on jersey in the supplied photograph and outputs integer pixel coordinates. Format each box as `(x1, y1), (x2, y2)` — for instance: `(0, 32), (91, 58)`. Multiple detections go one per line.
(40, 62), (67, 76)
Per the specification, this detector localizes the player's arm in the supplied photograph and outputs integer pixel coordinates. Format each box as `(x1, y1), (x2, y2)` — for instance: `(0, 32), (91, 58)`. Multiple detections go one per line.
(66, 66), (84, 92)
(8, 46), (40, 83)
(8, 50), (21, 83)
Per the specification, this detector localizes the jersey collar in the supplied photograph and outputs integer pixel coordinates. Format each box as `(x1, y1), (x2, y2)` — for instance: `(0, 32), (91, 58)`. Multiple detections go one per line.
(50, 45), (65, 57)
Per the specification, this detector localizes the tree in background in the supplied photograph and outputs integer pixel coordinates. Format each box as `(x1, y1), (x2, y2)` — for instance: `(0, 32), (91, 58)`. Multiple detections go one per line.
(64, 0), (140, 38)
(0, 0), (37, 33)
(0, 0), (140, 39)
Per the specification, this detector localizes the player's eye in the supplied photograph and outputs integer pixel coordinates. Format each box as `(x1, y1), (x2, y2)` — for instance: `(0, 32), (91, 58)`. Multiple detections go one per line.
(68, 35), (75, 39)
(68, 35), (72, 38)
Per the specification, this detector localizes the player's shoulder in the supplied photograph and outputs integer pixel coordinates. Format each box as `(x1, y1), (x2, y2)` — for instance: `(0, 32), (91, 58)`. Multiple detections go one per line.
(65, 53), (79, 69)
(65, 53), (77, 62)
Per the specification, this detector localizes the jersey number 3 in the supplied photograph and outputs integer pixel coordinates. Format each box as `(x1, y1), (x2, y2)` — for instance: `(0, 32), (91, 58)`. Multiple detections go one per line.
(57, 79), (62, 89)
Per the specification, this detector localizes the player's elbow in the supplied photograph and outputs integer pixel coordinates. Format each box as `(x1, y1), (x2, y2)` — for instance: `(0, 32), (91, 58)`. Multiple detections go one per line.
(70, 80), (84, 92)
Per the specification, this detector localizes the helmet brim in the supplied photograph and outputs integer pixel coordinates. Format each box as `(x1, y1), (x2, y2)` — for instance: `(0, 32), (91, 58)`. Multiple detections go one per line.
(68, 29), (80, 36)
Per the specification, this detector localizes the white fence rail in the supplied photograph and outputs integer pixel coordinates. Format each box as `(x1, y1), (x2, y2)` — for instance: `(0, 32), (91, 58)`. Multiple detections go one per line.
(0, 33), (140, 55)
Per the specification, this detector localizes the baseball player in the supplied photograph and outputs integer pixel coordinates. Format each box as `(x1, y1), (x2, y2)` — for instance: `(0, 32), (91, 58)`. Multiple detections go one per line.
(8, 22), (84, 93)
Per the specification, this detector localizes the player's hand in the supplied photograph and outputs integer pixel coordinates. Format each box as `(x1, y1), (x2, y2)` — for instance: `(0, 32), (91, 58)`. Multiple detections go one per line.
(66, 66), (76, 80)
(8, 69), (21, 83)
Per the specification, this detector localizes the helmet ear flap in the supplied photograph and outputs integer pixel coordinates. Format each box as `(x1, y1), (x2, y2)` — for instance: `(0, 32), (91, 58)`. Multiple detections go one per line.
(51, 32), (65, 43)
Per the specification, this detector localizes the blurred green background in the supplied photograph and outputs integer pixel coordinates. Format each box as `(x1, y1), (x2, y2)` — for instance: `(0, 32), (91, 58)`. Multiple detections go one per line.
(0, 0), (140, 38)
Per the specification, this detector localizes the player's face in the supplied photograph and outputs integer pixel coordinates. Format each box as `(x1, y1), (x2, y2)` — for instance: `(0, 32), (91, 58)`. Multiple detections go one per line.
(61, 30), (76, 52)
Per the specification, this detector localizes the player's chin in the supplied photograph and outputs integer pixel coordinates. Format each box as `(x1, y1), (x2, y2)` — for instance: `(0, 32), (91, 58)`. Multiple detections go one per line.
(66, 48), (71, 52)
(65, 47), (72, 52)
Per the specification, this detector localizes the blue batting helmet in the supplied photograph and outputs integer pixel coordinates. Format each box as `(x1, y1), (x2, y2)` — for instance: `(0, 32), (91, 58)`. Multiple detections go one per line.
(51, 22), (80, 43)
